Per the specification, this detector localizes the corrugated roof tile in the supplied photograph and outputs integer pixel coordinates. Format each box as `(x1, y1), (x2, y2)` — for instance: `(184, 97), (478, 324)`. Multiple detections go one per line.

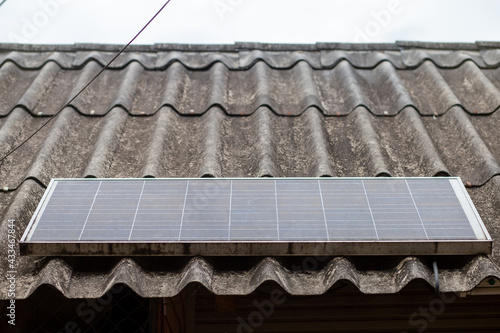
(401, 49), (486, 68)
(480, 48), (500, 67)
(239, 50), (322, 69)
(320, 50), (404, 68)
(2, 43), (500, 299)
(2, 53), (500, 116)
(439, 62), (500, 114)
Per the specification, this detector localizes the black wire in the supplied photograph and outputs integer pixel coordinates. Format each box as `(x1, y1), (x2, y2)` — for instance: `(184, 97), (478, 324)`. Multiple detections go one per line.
(0, 0), (7, 8)
(0, 0), (172, 165)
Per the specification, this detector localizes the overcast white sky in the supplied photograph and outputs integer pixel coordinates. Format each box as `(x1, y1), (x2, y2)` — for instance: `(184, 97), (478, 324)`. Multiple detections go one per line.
(0, 0), (499, 45)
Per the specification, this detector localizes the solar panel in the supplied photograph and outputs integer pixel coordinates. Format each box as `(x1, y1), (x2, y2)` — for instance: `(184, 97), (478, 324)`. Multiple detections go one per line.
(20, 178), (491, 256)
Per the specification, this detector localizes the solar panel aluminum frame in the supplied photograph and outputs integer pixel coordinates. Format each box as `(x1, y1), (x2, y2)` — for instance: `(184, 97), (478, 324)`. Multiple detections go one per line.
(19, 177), (492, 256)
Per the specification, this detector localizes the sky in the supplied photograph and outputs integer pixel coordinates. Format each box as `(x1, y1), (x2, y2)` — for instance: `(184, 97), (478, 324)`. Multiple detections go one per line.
(0, 0), (499, 45)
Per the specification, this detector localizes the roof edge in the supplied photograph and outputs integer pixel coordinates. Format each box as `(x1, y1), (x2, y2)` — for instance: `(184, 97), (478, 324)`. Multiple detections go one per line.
(1, 41), (499, 52)
(396, 41), (500, 50)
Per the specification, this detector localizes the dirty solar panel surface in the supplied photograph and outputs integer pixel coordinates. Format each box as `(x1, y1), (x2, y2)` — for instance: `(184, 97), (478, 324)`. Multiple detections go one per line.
(25, 178), (480, 242)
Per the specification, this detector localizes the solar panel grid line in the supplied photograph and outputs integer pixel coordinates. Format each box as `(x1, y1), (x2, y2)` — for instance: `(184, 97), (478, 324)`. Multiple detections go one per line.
(78, 181), (102, 241)
(131, 181), (184, 241)
(128, 180), (146, 241)
(232, 180), (267, 240)
(360, 180), (379, 240)
(274, 180), (280, 240)
(415, 180), (472, 240)
(178, 180), (190, 241)
(332, 181), (370, 238)
(228, 180), (233, 241)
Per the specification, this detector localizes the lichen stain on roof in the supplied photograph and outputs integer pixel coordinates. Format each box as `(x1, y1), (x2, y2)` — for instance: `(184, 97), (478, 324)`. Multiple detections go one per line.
(1, 42), (500, 299)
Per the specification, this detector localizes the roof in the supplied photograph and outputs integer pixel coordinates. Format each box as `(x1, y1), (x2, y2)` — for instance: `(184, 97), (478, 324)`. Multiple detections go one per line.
(1, 42), (500, 299)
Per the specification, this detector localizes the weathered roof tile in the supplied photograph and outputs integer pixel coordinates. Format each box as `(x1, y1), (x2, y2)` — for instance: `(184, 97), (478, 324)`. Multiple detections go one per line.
(1, 43), (500, 299)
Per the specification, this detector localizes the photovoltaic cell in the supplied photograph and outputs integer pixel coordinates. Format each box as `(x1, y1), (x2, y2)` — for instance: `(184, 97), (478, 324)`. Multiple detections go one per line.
(21, 178), (491, 255)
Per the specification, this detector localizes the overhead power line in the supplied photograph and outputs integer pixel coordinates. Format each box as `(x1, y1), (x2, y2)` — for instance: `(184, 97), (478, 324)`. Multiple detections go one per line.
(0, 0), (172, 164)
